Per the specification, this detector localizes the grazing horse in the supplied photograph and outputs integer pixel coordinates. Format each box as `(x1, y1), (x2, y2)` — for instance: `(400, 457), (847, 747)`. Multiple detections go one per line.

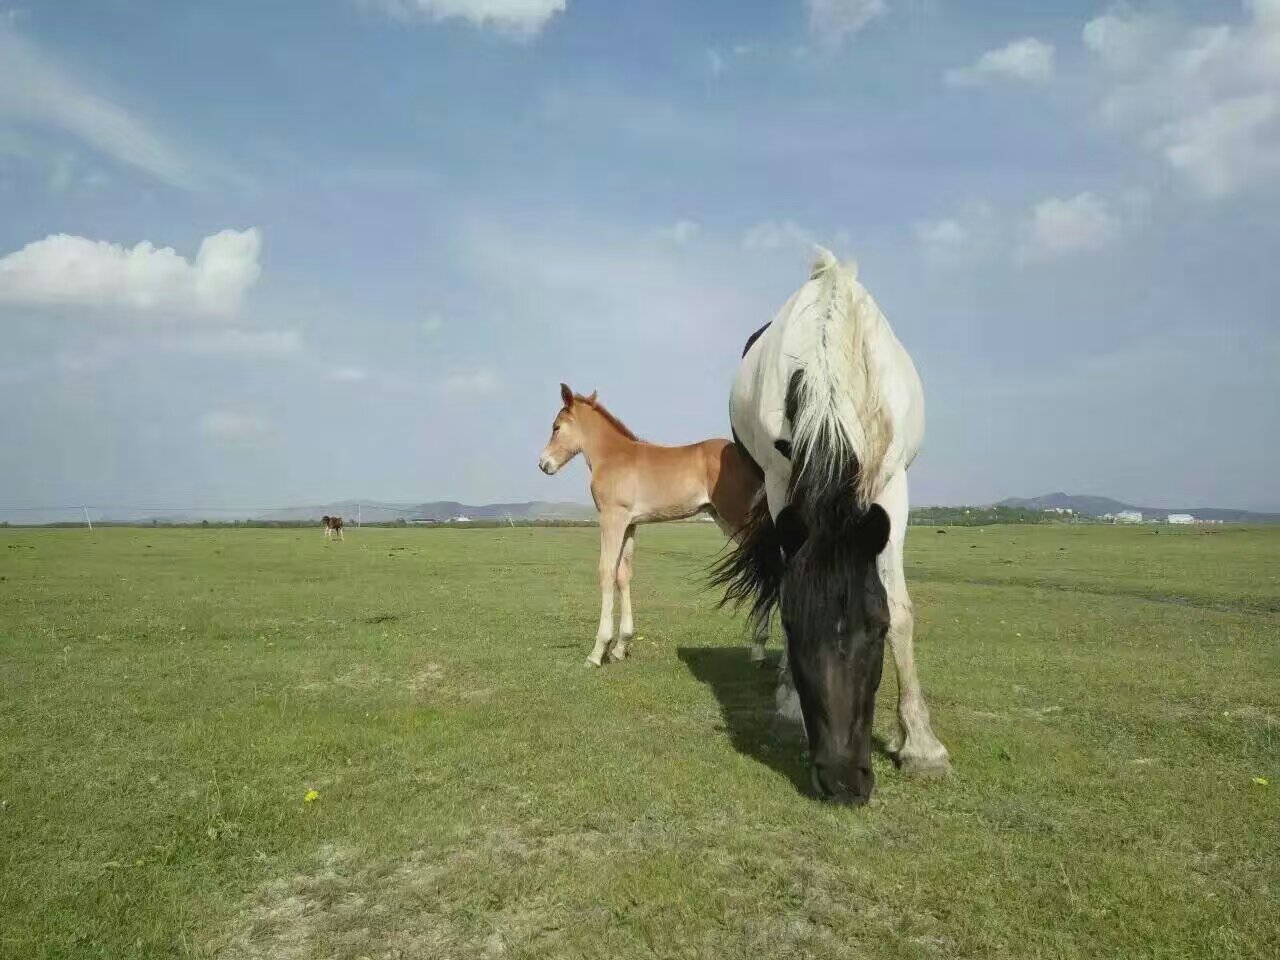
(713, 248), (949, 805)
(539, 384), (764, 666)
(322, 515), (344, 541)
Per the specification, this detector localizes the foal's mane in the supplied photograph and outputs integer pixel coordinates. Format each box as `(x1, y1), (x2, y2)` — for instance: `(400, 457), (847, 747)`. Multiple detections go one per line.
(573, 393), (641, 442)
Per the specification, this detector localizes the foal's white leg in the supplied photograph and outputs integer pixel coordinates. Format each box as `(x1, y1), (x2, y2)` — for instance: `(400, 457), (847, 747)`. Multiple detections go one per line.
(608, 526), (637, 662)
(878, 472), (950, 775)
(588, 513), (627, 667)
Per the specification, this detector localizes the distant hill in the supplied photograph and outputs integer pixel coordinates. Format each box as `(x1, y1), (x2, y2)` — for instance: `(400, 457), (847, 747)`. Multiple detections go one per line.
(998, 492), (1280, 524)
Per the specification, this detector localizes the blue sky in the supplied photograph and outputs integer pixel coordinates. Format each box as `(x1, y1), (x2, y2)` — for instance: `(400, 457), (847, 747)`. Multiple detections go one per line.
(1, 0), (1278, 517)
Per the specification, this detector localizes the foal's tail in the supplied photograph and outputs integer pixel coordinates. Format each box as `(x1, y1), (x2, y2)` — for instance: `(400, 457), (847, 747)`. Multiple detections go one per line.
(792, 247), (892, 510)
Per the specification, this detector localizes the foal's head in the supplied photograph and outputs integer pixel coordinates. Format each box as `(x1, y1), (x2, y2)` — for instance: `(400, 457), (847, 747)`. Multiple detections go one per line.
(538, 383), (596, 475)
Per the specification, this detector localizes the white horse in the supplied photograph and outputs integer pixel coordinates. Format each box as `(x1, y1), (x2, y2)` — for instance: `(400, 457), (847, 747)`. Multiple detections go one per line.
(714, 247), (949, 804)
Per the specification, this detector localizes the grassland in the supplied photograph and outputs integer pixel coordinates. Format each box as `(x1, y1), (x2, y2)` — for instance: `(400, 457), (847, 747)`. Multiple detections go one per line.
(1, 523), (1277, 959)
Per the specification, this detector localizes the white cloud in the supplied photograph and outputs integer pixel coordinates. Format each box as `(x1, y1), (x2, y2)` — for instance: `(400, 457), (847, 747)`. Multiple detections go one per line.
(200, 411), (268, 441)
(946, 38), (1055, 86)
(807, 0), (888, 46)
(913, 201), (1000, 264)
(437, 367), (499, 396)
(1019, 192), (1119, 262)
(1083, 1), (1280, 197)
(421, 314), (445, 335)
(655, 219), (700, 244)
(176, 329), (302, 358)
(706, 48), (726, 77)
(0, 25), (197, 188)
(367, 0), (566, 35)
(330, 366), (369, 382)
(914, 218), (967, 250)
(741, 220), (813, 251)
(0, 228), (263, 316)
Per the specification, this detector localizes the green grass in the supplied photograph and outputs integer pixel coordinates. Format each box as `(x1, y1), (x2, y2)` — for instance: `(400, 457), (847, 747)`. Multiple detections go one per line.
(1, 524), (1277, 959)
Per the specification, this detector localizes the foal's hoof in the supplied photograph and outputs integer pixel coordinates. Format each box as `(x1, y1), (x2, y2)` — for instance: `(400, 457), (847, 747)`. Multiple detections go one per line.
(607, 648), (628, 664)
(585, 654), (604, 668)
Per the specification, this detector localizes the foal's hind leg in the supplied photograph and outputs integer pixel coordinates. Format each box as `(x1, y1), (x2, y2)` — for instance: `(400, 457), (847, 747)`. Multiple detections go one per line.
(608, 525), (637, 662)
(588, 512), (628, 667)
(749, 612), (769, 665)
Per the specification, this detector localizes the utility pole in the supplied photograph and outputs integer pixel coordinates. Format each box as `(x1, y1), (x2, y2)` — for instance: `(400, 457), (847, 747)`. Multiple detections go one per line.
(82, 506), (93, 532)
(357, 503), (362, 528)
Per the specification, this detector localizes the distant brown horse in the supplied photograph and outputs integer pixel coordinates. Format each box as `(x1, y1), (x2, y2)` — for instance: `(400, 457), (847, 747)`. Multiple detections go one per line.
(322, 515), (344, 541)
(539, 383), (764, 666)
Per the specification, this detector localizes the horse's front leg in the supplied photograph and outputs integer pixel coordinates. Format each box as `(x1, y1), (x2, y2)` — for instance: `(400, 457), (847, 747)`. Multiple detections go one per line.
(878, 473), (950, 776)
(608, 525), (637, 662)
(587, 512), (628, 667)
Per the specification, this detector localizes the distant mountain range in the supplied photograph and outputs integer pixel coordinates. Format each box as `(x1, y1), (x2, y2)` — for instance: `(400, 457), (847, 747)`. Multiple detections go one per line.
(6, 493), (1277, 526)
(997, 493), (1280, 524)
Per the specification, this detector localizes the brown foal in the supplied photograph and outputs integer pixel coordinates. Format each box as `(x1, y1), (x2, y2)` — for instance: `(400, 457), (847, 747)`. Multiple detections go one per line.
(539, 383), (764, 666)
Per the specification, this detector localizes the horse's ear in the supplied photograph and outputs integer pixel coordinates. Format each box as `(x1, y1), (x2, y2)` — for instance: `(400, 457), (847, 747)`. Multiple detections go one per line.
(587, 390), (598, 404)
(854, 504), (891, 560)
(560, 383), (573, 407)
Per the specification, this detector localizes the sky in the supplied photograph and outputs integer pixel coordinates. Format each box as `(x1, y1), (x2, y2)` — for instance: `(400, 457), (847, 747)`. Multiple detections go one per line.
(1, 0), (1278, 519)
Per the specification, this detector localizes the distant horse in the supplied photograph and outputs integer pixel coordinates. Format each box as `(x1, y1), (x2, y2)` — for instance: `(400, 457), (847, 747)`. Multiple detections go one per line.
(322, 515), (344, 541)
(539, 384), (764, 666)
(713, 248), (949, 805)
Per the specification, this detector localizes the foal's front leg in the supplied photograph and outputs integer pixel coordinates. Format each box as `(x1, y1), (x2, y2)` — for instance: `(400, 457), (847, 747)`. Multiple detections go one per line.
(608, 525), (637, 662)
(587, 512), (628, 667)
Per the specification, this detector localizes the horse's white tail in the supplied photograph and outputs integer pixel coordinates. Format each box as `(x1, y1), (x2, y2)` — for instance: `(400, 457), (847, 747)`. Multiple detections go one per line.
(791, 247), (892, 509)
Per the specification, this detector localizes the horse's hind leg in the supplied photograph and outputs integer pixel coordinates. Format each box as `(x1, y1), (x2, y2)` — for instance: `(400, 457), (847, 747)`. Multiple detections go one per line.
(588, 512), (627, 667)
(608, 525), (637, 662)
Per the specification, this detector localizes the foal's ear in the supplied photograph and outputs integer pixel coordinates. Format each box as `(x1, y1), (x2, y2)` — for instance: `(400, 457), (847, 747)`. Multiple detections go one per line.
(854, 504), (892, 560)
(560, 383), (573, 407)
(586, 390), (598, 404)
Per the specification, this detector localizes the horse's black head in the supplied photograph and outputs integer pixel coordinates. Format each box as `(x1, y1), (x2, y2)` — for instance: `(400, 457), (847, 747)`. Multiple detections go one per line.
(778, 500), (891, 805)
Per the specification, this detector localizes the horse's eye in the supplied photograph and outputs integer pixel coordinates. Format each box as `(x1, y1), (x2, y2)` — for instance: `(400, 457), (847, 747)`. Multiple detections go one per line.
(553, 425), (560, 434)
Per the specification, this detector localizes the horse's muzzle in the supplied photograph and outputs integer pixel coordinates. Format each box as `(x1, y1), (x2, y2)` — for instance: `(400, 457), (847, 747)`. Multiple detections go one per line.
(811, 761), (873, 806)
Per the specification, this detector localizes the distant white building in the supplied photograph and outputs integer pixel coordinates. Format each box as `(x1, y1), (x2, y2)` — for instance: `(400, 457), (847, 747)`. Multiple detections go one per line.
(1115, 510), (1144, 524)
(1167, 513), (1195, 524)
(452, 515), (471, 523)
(1043, 507), (1074, 515)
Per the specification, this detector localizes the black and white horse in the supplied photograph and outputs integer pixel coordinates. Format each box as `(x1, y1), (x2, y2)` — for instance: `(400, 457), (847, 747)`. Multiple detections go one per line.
(715, 248), (949, 805)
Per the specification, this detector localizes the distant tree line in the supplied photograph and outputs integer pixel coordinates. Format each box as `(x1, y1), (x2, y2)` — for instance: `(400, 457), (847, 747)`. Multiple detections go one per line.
(908, 505), (1073, 526)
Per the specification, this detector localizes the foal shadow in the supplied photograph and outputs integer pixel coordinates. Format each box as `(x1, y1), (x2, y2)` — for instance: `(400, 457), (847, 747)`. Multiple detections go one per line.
(678, 646), (901, 797)
(677, 646), (811, 795)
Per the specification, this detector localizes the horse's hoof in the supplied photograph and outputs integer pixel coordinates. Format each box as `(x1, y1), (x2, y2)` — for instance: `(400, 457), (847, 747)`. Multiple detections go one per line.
(607, 649), (627, 663)
(897, 749), (951, 779)
(585, 655), (604, 668)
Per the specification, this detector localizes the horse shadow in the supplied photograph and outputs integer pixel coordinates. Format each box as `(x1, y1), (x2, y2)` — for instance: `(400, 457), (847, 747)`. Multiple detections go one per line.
(677, 646), (812, 795)
(678, 645), (900, 797)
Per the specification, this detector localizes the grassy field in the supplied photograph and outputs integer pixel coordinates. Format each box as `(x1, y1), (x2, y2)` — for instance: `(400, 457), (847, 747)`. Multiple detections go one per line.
(1, 523), (1277, 959)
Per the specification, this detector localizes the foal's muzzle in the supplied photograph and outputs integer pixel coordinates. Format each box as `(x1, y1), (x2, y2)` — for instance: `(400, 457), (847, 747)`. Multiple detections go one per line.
(538, 457), (558, 475)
